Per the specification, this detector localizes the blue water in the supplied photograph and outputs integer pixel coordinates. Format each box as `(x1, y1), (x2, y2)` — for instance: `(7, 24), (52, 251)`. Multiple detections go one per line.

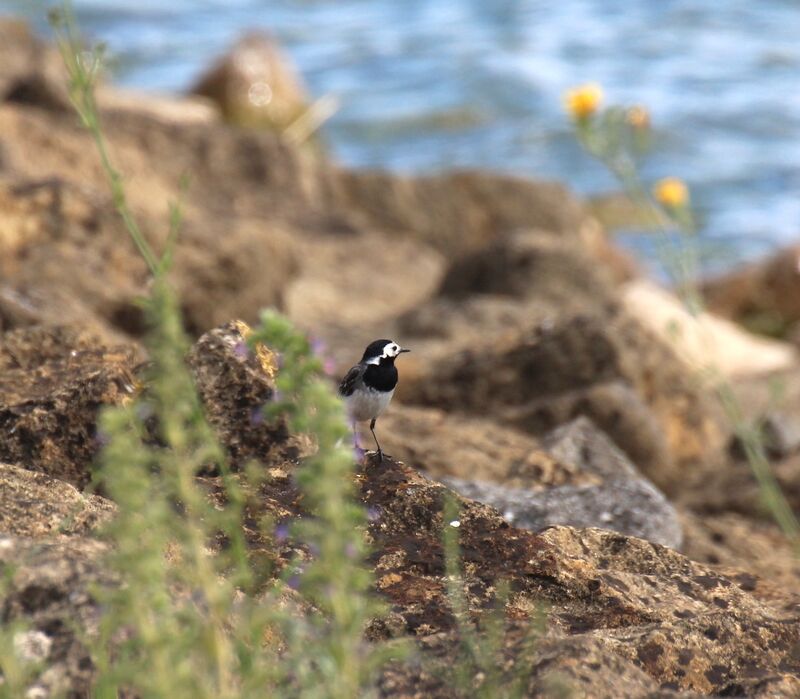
(7, 0), (800, 272)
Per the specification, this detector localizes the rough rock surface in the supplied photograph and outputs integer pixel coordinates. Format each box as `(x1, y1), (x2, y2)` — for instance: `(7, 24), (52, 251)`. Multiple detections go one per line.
(188, 320), (312, 468)
(359, 456), (800, 697)
(0, 321), (798, 697)
(0, 463), (115, 538)
(0, 325), (138, 487)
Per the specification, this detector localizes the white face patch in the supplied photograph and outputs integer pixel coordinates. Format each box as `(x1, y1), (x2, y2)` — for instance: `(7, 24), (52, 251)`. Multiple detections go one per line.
(365, 342), (402, 365)
(382, 342), (401, 358)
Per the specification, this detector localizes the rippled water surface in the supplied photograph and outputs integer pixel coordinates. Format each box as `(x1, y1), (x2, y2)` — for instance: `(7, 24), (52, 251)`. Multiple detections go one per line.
(8, 0), (800, 271)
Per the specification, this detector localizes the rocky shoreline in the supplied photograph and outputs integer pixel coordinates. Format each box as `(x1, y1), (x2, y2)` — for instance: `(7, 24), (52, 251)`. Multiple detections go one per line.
(2, 19), (800, 698)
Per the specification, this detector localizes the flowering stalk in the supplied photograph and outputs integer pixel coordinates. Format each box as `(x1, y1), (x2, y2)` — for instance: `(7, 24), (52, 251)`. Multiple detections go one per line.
(565, 84), (800, 550)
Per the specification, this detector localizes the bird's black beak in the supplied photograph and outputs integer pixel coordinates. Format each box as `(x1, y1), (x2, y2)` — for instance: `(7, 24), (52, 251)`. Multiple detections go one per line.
(399, 348), (411, 354)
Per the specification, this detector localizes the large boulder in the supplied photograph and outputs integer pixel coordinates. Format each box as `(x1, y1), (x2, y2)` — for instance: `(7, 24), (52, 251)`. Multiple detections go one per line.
(401, 309), (726, 494)
(360, 455), (800, 696)
(0, 321), (796, 697)
(190, 32), (311, 130)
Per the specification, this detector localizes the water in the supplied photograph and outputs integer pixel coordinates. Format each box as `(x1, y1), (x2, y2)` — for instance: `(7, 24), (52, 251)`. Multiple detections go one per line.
(8, 0), (800, 272)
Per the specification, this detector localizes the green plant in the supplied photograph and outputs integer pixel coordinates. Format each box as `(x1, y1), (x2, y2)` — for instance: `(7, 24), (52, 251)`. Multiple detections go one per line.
(566, 87), (800, 551)
(17, 4), (405, 697)
(248, 311), (404, 698)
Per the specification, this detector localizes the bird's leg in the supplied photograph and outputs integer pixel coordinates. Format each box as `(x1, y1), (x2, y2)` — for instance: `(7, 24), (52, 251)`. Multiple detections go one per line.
(352, 421), (365, 461)
(369, 417), (383, 461)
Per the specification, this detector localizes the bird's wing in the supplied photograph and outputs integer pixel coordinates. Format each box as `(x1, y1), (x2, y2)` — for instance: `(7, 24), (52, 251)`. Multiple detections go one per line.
(338, 363), (365, 397)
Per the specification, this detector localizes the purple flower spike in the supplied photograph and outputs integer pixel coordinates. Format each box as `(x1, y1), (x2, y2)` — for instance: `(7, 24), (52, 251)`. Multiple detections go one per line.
(367, 506), (381, 522)
(286, 574), (301, 591)
(323, 358), (337, 376)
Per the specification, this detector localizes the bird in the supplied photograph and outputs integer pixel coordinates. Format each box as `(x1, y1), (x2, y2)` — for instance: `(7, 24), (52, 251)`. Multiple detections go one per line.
(338, 339), (410, 461)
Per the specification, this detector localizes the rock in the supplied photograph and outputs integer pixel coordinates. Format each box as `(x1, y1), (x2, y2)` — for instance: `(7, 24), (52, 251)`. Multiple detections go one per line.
(285, 230), (445, 333)
(359, 455), (800, 696)
(0, 325), (138, 488)
(679, 510), (800, 610)
(187, 320), (312, 469)
(403, 309), (726, 494)
(332, 169), (596, 256)
(96, 86), (219, 126)
(501, 380), (674, 481)
(441, 418), (683, 548)
(0, 19), (69, 111)
(681, 448), (800, 523)
(542, 415), (641, 479)
(0, 536), (111, 698)
(437, 228), (614, 304)
(0, 176), (300, 340)
(377, 403), (595, 489)
(190, 32), (311, 130)
(702, 244), (800, 341)
(444, 475), (682, 548)
(0, 463), (115, 537)
(621, 279), (797, 378)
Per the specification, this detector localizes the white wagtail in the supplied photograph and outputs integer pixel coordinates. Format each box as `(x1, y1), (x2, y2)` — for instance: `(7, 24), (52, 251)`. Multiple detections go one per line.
(339, 339), (410, 460)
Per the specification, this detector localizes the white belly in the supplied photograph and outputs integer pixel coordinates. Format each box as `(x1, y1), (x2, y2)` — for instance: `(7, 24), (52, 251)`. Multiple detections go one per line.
(345, 387), (394, 422)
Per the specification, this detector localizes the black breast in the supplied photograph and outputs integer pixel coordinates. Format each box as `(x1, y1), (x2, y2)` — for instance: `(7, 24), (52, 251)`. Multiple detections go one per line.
(363, 362), (398, 392)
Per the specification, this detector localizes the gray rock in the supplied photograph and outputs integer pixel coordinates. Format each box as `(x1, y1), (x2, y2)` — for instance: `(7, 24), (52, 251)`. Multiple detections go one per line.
(542, 415), (641, 479)
(443, 417), (683, 549)
(443, 475), (682, 549)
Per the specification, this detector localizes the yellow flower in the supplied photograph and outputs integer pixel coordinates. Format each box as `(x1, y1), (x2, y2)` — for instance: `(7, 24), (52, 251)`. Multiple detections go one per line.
(564, 83), (603, 120)
(653, 177), (689, 208)
(626, 105), (650, 130)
